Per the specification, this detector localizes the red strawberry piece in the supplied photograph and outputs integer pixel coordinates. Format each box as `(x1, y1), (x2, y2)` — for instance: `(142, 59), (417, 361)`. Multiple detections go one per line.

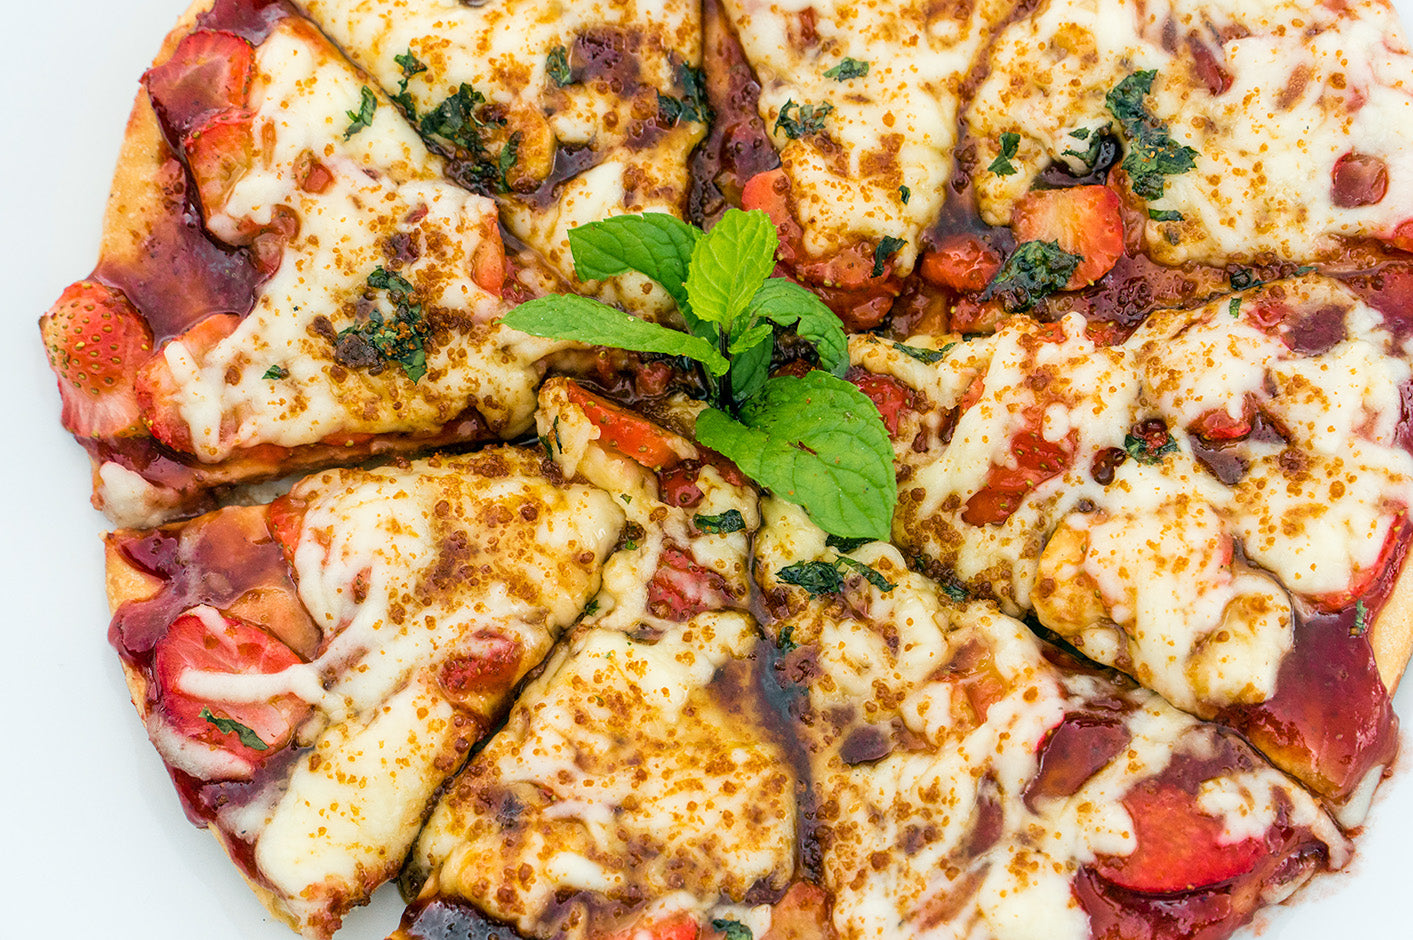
(647, 546), (734, 621)
(143, 29), (256, 140)
(134, 312), (243, 454)
(919, 234), (1002, 292)
(184, 108), (256, 224)
(438, 632), (524, 699)
(847, 369), (916, 437)
(1011, 185), (1125, 289)
(40, 281), (153, 439)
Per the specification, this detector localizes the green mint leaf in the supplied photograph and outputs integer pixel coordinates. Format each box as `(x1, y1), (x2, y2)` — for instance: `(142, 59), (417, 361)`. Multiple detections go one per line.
(987, 131), (1020, 176)
(744, 278), (848, 376)
(568, 213), (702, 312)
(262, 365), (288, 380)
(547, 45), (573, 86)
(774, 99), (833, 139)
(899, 184), (911, 204)
(837, 556), (896, 593)
(344, 86), (377, 140)
(728, 318), (774, 355)
(685, 209), (779, 328)
(1105, 70), (1198, 200)
(1148, 209), (1183, 221)
(871, 236), (906, 278)
(891, 341), (948, 364)
(824, 58), (869, 81)
(826, 534), (872, 553)
(694, 509), (746, 534)
(695, 371), (897, 539)
(729, 338), (773, 405)
(501, 295), (729, 376)
(981, 240), (1081, 312)
(777, 559), (845, 596)
(200, 707), (269, 751)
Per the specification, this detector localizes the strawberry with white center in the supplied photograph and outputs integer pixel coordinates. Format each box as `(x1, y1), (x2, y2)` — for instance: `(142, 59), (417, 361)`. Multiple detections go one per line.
(40, 281), (153, 439)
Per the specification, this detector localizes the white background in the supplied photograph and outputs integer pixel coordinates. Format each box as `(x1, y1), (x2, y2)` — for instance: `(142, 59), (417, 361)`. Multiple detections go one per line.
(1, 2), (1409, 938)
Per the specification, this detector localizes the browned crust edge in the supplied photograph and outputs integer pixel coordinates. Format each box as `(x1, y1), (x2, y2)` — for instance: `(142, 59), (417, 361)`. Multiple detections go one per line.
(1371, 547), (1413, 696)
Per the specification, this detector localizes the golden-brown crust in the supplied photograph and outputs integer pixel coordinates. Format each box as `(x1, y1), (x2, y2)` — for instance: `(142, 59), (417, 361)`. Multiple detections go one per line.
(1370, 551), (1413, 695)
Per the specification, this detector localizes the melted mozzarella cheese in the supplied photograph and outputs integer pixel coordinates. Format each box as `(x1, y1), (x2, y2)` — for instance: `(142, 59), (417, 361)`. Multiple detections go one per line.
(723, 0), (1015, 268)
(161, 23), (567, 462)
(968, 0), (1413, 264)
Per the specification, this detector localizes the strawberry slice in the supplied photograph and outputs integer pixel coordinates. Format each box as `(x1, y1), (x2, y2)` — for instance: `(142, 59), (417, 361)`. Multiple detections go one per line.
(40, 281), (153, 439)
(1093, 778), (1266, 894)
(1010, 185), (1124, 289)
(135, 313), (243, 453)
(144, 29), (256, 140)
(184, 108), (256, 223)
(761, 882), (831, 940)
(607, 911), (699, 940)
(1309, 515), (1404, 613)
(153, 608), (309, 766)
(847, 369), (916, 437)
(919, 234), (1002, 292)
(438, 631), (524, 699)
(565, 382), (683, 470)
(647, 546), (735, 620)
(963, 424), (1076, 526)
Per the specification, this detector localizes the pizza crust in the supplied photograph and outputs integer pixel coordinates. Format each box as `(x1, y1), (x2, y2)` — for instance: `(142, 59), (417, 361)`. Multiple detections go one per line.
(1371, 548), (1413, 694)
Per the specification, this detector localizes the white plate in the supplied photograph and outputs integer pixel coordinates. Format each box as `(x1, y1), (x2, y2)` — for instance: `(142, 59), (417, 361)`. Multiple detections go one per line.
(1, 2), (1408, 938)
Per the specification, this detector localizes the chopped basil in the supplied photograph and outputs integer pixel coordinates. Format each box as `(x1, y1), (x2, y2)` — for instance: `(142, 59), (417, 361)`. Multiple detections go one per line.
(711, 920), (753, 940)
(262, 365), (288, 380)
(1229, 268), (1262, 291)
(1293, 264), (1316, 276)
(872, 236), (906, 278)
(823, 58), (869, 81)
(825, 534), (872, 553)
(620, 494), (632, 504)
(694, 509), (746, 534)
(899, 184), (911, 204)
(987, 131), (1021, 176)
(546, 45), (573, 86)
(891, 341), (949, 364)
(343, 86), (377, 139)
(658, 64), (711, 126)
(1105, 70), (1198, 200)
(336, 266), (430, 382)
(837, 556), (896, 592)
(774, 99), (833, 139)
(777, 555), (895, 597)
(367, 267), (415, 295)
(391, 50), (427, 115)
(1352, 600), (1370, 636)
(981, 240), (1082, 312)
(200, 707), (269, 751)
(583, 598), (600, 617)
(1148, 209), (1183, 222)
(939, 580), (969, 603)
(1228, 296), (1242, 317)
(1123, 427), (1178, 464)
(777, 623), (798, 652)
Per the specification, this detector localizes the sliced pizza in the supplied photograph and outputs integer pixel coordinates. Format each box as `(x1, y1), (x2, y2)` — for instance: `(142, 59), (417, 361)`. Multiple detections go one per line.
(104, 447), (624, 936)
(848, 273), (1413, 816)
(755, 496), (1351, 940)
(296, 0), (706, 319)
(396, 381), (799, 939)
(42, 0), (571, 526)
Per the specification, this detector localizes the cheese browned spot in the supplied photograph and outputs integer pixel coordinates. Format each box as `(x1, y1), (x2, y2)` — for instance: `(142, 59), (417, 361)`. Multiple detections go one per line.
(300, 0), (706, 316)
(967, 0), (1413, 265)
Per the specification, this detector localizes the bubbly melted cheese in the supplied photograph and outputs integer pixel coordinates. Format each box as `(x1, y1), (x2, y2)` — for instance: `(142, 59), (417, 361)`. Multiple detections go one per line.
(298, 0), (704, 315)
(755, 500), (1349, 940)
(722, 0), (1015, 269)
(166, 448), (623, 933)
(161, 23), (566, 462)
(410, 617), (797, 938)
(967, 0), (1413, 264)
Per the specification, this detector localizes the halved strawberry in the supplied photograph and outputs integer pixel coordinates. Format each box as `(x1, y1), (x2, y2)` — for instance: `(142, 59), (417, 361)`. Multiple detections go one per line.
(1093, 778), (1266, 894)
(153, 608), (309, 766)
(565, 382), (683, 470)
(1010, 185), (1124, 289)
(134, 313), (243, 453)
(1331, 151), (1388, 208)
(1190, 400), (1254, 442)
(143, 29), (256, 140)
(1309, 514), (1404, 613)
(40, 281), (153, 439)
(847, 369), (916, 437)
(470, 212), (507, 295)
(184, 108), (256, 223)
(919, 234), (1002, 292)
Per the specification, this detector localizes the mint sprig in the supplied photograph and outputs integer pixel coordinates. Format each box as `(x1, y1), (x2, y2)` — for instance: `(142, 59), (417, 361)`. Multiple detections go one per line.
(500, 208), (894, 539)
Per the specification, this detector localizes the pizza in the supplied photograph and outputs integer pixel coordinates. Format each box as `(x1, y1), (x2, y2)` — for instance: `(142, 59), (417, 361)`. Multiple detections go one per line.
(31, 0), (1413, 937)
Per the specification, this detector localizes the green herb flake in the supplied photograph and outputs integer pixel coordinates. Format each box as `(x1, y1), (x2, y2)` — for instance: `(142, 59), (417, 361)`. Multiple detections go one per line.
(391, 50), (427, 116)
(547, 45), (573, 86)
(498, 131), (521, 190)
(712, 919), (754, 940)
(1148, 209), (1183, 222)
(837, 556), (896, 593)
(823, 58), (869, 81)
(1229, 268), (1262, 291)
(826, 534), (872, 553)
(583, 598), (600, 616)
(553, 416), (563, 454)
(624, 538), (639, 551)
(620, 494), (632, 504)
(1351, 600), (1370, 636)
(344, 86), (378, 140)
(892, 341), (947, 364)
(335, 267), (430, 382)
(657, 64), (712, 127)
(200, 707), (269, 751)
(774, 99), (834, 139)
(939, 580), (969, 603)
(987, 131), (1021, 176)
(1123, 428), (1178, 464)
(899, 185), (911, 204)
(872, 236), (906, 278)
(1228, 296), (1242, 318)
(777, 559), (846, 597)
(262, 365), (289, 380)
(1293, 264), (1317, 276)
(777, 623), (798, 652)
(981, 240), (1082, 312)
(1105, 70), (1198, 200)
(694, 509), (746, 534)
(367, 266), (415, 296)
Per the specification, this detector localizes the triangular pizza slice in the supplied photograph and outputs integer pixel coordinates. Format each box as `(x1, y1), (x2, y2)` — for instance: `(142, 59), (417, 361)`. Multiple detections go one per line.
(41, 0), (572, 526)
(755, 497), (1350, 940)
(104, 446), (624, 936)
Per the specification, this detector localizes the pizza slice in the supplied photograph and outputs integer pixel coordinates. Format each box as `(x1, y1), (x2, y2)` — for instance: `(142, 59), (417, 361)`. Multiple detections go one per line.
(755, 496), (1351, 940)
(394, 381), (802, 939)
(104, 446), (624, 937)
(847, 273), (1413, 817)
(295, 0), (706, 319)
(41, 0), (572, 526)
